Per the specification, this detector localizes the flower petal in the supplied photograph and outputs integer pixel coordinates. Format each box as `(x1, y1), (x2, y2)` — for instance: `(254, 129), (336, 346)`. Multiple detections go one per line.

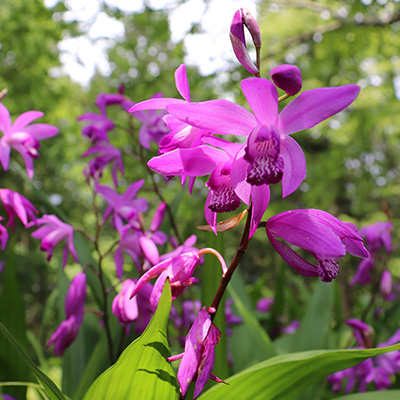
(148, 146), (228, 177)
(12, 111), (43, 131)
(129, 98), (185, 113)
(277, 85), (361, 135)
(249, 184), (270, 238)
(167, 100), (257, 136)
(0, 103), (12, 133)
(267, 210), (346, 259)
(266, 228), (319, 277)
(174, 64), (191, 102)
(241, 78), (278, 125)
(280, 135), (306, 197)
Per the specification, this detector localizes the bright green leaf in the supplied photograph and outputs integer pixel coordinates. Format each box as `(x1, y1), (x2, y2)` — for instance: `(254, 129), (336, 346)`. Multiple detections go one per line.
(334, 390), (400, 400)
(82, 280), (179, 400)
(198, 344), (400, 400)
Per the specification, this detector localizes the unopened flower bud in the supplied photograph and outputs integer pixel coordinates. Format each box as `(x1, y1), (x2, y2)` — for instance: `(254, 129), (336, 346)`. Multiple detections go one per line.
(242, 8), (261, 47)
(230, 9), (259, 74)
(270, 64), (302, 96)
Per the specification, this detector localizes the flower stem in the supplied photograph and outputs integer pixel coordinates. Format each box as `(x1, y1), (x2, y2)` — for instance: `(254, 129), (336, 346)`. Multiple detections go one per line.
(210, 204), (253, 320)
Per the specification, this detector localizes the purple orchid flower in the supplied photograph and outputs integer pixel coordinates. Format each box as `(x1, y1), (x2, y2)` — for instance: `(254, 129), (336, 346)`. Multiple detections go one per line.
(167, 77), (360, 199)
(0, 188), (37, 228)
(82, 143), (124, 187)
(167, 309), (226, 399)
(346, 319), (374, 348)
(0, 103), (59, 178)
(265, 209), (369, 282)
(29, 214), (78, 268)
(48, 272), (87, 356)
(380, 270), (394, 301)
(359, 221), (393, 254)
(77, 112), (114, 144)
(130, 248), (227, 312)
(95, 180), (148, 234)
(0, 217), (8, 250)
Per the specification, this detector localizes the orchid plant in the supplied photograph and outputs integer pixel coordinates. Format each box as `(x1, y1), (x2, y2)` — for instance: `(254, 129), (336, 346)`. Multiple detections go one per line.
(0, 7), (399, 400)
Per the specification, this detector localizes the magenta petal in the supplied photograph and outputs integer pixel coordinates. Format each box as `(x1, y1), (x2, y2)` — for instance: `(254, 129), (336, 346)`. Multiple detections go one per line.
(24, 123), (59, 139)
(249, 185), (270, 238)
(150, 202), (166, 232)
(266, 229), (319, 277)
(167, 100), (257, 136)
(277, 85), (361, 135)
(12, 111), (43, 131)
(268, 211), (346, 258)
(139, 236), (160, 266)
(0, 103), (11, 132)
(0, 140), (11, 171)
(148, 146), (228, 177)
(129, 98), (185, 112)
(204, 195), (218, 235)
(130, 259), (170, 298)
(174, 64), (191, 102)
(230, 34), (259, 74)
(270, 65), (302, 96)
(280, 135), (306, 197)
(230, 149), (251, 204)
(241, 78), (278, 125)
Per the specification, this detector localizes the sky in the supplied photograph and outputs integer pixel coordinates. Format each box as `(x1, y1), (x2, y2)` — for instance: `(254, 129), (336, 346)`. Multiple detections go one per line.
(45, 0), (258, 86)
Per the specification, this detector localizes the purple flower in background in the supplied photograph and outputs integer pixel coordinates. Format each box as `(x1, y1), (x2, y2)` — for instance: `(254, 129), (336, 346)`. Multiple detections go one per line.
(167, 309), (226, 399)
(82, 143), (124, 187)
(0, 103), (59, 178)
(360, 221), (393, 253)
(266, 209), (369, 282)
(256, 297), (275, 313)
(380, 270), (394, 301)
(2, 394), (18, 400)
(29, 214), (78, 268)
(77, 112), (114, 144)
(0, 188), (38, 228)
(346, 319), (373, 348)
(48, 272), (87, 356)
(327, 327), (400, 393)
(351, 256), (375, 286)
(270, 64), (302, 96)
(95, 180), (148, 234)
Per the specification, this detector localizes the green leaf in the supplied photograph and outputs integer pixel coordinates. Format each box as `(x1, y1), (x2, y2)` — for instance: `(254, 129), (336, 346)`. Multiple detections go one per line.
(334, 390), (400, 400)
(82, 279), (179, 400)
(0, 246), (32, 399)
(0, 321), (67, 400)
(290, 280), (334, 352)
(198, 345), (400, 400)
(227, 272), (276, 372)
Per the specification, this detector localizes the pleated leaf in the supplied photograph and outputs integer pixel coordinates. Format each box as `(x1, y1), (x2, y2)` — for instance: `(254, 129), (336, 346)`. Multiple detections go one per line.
(334, 391), (400, 400)
(82, 279), (179, 400)
(198, 345), (400, 400)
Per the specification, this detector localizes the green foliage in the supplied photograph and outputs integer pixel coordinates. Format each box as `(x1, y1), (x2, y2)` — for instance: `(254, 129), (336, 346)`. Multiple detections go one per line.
(82, 280), (179, 400)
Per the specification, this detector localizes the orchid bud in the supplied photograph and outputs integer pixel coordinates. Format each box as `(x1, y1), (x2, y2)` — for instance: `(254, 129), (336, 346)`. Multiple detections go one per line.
(270, 64), (302, 96)
(242, 8), (261, 47)
(230, 9), (259, 74)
